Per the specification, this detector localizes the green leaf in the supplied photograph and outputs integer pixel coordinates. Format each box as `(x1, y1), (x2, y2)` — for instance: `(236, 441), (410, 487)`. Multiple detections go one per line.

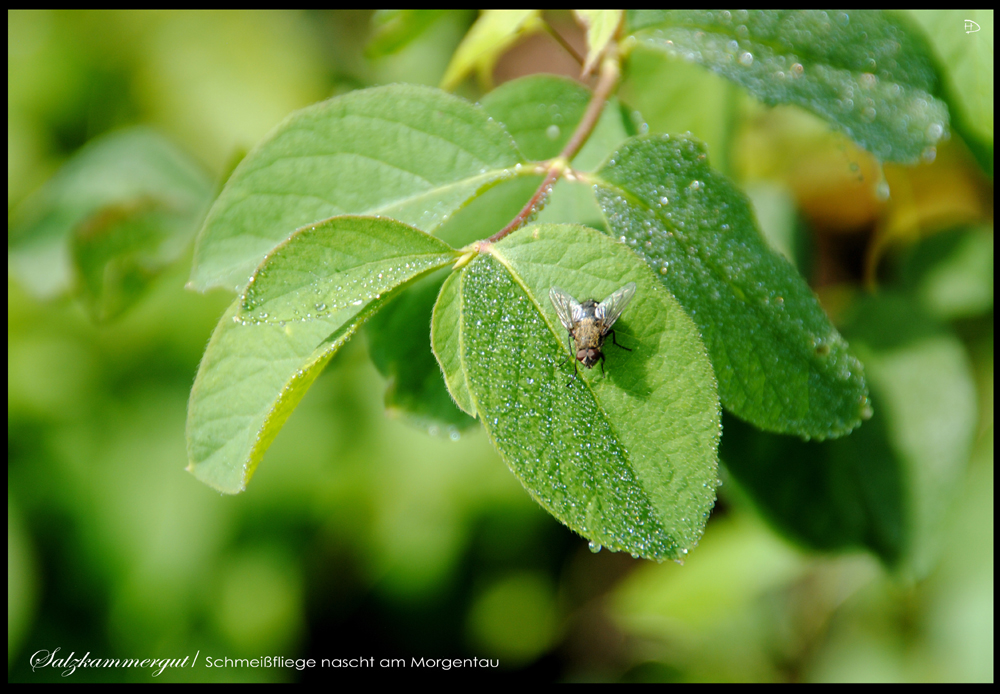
(627, 10), (949, 163)
(907, 10), (993, 175)
(431, 268), (476, 417)
(593, 134), (869, 438)
(238, 216), (457, 323)
(434, 175), (543, 249)
(190, 84), (528, 292)
(722, 293), (976, 572)
(187, 216), (458, 493)
(722, 408), (905, 564)
(480, 75), (592, 160)
(898, 226), (994, 320)
(71, 199), (198, 322)
(479, 74), (632, 170)
(365, 10), (448, 59)
(440, 10), (543, 90)
(574, 10), (623, 75)
(619, 44), (739, 175)
(366, 269), (477, 433)
(478, 74), (633, 231)
(9, 127), (211, 301)
(447, 223), (720, 561)
(847, 295), (976, 576)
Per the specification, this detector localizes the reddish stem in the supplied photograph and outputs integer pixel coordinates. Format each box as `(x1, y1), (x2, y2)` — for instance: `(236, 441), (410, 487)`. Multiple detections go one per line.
(485, 54), (620, 245)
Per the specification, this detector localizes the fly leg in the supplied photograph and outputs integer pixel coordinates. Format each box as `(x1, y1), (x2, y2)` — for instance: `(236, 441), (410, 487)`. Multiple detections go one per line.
(609, 329), (632, 352)
(566, 334), (580, 385)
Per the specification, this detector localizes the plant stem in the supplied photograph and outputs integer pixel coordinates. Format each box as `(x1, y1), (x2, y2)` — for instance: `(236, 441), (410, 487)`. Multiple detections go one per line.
(541, 20), (584, 67)
(485, 53), (621, 246)
(559, 53), (619, 162)
(486, 165), (561, 244)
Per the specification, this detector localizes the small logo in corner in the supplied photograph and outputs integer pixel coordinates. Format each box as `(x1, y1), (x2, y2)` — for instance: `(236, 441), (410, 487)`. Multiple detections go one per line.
(964, 19), (981, 34)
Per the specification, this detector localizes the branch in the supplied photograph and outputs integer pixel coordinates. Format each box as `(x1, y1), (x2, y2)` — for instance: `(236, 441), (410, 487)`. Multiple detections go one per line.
(485, 53), (621, 245)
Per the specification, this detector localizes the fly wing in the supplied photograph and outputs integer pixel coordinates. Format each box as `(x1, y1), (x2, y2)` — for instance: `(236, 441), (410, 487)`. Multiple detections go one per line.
(595, 282), (636, 328)
(549, 287), (582, 331)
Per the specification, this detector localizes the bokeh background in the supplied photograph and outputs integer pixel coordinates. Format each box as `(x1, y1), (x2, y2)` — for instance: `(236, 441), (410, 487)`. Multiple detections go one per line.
(8, 10), (993, 682)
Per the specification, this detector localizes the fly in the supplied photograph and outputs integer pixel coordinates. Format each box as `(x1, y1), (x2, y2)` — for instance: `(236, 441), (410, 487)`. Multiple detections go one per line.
(549, 282), (636, 375)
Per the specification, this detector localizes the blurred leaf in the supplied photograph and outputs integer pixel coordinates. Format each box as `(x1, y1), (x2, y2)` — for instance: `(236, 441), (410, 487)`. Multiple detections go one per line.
(593, 134), (870, 438)
(574, 10), (623, 75)
(619, 45), (738, 175)
(868, 142), (992, 281)
(743, 183), (804, 271)
(366, 269), (477, 433)
(847, 294), (978, 575)
(908, 10), (993, 174)
(187, 216), (458, 493)
(479, 74), (632, 171)
(466, 571), (559, 663)
(440, 10), (543, 90)
(7, 499), (37, 663)
(627, 10), (950, 163)
(722, 293), (977, 572)
(434, 175), (542, 249)
(536, 178), (606, 231)
(442, 224), (720, 561)
(9, 127), (211, 301)
(722, 404), (906, 564)
(612, 514), (804, 633)
(190, 84), (528, 293)
(71, 199), (198, 322)
(898, 226), (994, 320)
(365, 10), (448, 59)
(480, 75), (591, 160)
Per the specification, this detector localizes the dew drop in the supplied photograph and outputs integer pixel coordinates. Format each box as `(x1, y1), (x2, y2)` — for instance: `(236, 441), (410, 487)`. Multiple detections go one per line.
(876, 180), (890, 201)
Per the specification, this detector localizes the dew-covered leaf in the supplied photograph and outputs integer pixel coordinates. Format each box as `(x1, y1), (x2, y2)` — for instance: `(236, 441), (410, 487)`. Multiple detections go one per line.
(10, 127), (211, 301)
(627, 10), (949, 163)
(431, 268), (476, 417)
(367, 268), (477, 433)
(187, 216), (458, 493)
(618, 45), (738, 175)
(238, 216), (457, 324)
(908, 9), (993, 175)
(480, 75), (592, 160)
(594, 134), (869, 438)
(478, 74), (632, 232)
(479, 74), (633, 170)
(452, 223), (720, 561)
(190, 84), (527, 292)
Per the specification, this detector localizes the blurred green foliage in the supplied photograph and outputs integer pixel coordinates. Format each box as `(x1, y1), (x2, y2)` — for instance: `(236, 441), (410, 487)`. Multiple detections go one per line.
(8, 10), (993, 682)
